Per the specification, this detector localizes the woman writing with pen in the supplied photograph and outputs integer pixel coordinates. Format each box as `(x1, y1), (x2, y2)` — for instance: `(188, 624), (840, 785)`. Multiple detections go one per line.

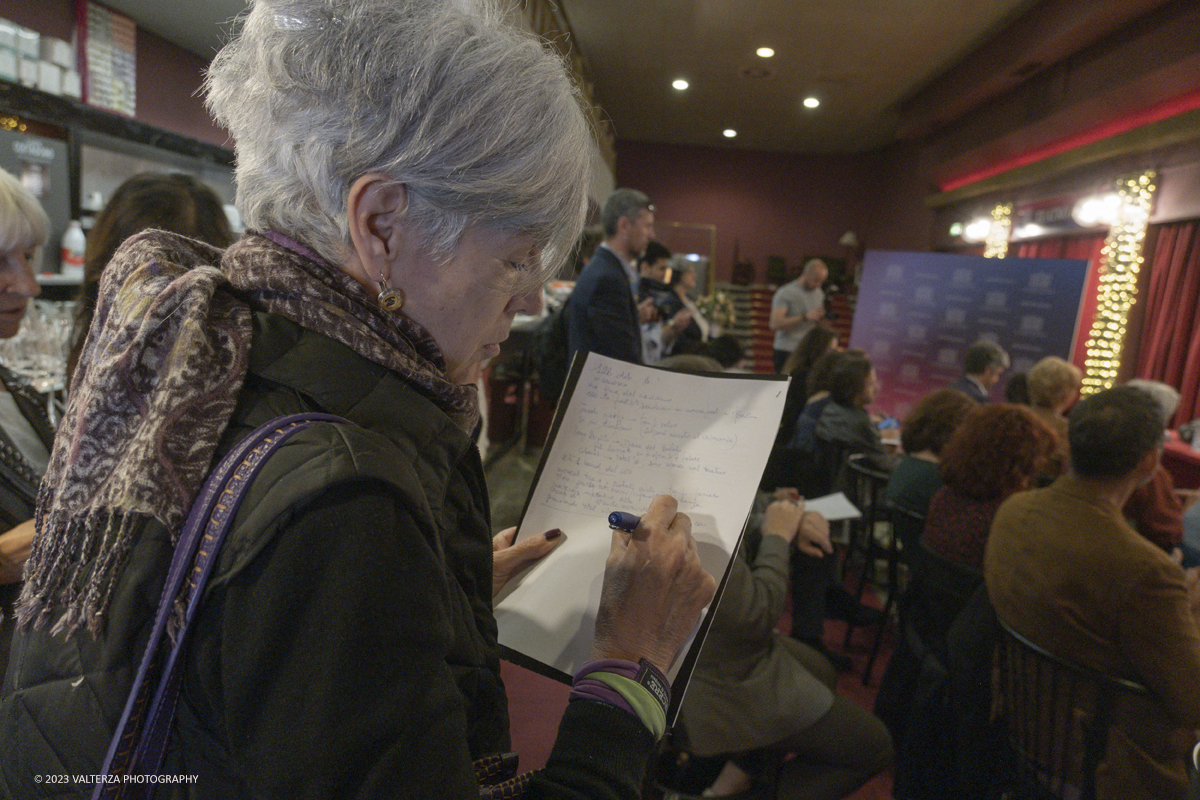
(1, 2), (715, 797)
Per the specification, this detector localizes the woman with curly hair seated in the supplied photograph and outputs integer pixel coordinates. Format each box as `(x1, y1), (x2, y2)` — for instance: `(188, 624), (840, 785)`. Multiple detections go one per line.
(922, 405), (1057, 570)
(885, 389), (977, 516)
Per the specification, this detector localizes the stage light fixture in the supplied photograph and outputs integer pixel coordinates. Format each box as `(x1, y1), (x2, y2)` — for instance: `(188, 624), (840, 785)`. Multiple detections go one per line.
(672, 79), (689, 91)
(723, 129), (737, 138)
(803, 97), (820, 109)
(962, 218), (991, 243)
(757, 47), (775, 58)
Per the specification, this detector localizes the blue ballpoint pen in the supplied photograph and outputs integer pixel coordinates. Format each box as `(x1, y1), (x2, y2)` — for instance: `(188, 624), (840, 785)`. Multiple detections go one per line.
(608, 511), (640, 532)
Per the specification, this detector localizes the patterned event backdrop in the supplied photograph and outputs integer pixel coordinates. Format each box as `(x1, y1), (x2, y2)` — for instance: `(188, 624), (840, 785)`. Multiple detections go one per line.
(849, 250), (1090, 421)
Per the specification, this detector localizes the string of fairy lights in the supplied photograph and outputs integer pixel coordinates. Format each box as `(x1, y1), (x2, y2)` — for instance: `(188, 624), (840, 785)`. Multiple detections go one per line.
(968, 169), (1156, 392)
(1080, 169), (1157, 393)
(983, 203), (1013, 258)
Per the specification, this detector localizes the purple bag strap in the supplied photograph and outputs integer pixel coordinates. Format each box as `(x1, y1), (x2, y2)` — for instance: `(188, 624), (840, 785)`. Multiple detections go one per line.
(93, 412), (350, 800)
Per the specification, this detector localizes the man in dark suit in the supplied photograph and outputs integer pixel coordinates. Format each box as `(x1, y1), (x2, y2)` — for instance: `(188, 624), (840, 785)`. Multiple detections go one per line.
(567, 188), (656, 365)
(947, 339), (1008, 402)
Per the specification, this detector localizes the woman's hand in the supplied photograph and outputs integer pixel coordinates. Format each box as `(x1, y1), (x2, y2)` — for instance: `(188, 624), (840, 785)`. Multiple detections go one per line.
(492, 526), (562, 598)
(0, 519), (35, 585)
(762, 501), (832, 558)
(762, 499), (805, 544)
(591, 495), (717, 674)
(796, 510), (832, 558)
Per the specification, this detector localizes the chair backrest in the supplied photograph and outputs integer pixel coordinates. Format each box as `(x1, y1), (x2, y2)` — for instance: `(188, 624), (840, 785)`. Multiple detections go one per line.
(760, 446), (816, 495)
(846, 452), (890, 544)
(813, 435), (851, 497)
(904, 537), (984, 662)
(995, 619), (1151, 800)
(888, 503), (925, 562)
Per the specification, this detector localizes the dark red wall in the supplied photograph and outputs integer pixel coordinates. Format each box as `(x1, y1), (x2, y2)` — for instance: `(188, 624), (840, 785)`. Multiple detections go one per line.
(0, 0), (227, 146)
(615, 139), (934, 283)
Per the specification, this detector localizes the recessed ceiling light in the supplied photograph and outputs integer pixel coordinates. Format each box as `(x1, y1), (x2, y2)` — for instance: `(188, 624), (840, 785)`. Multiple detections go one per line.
(803, 96), (820, 109)
(756, 47), (774, 58)
(672, 79), (689, 91)
(723, 129), (737, 138)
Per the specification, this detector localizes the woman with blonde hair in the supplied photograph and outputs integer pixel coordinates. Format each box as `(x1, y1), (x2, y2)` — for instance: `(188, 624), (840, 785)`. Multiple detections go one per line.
(1027, 355), (1082, 476)
(0, 169), (56, 683)
(0, 3), (714, 797)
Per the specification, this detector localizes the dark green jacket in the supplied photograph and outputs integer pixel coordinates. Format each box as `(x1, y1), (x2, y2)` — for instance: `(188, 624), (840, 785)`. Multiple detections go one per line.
(1, 313), (651, 799)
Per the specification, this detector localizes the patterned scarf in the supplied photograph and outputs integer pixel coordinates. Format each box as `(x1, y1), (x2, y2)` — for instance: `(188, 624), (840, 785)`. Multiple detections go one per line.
(18, 229), (478, 636)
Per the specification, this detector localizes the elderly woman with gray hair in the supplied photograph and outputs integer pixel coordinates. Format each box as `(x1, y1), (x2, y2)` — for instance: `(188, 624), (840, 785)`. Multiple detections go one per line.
(0, 2), (714, 798)
(1122, 379), (1195, 564)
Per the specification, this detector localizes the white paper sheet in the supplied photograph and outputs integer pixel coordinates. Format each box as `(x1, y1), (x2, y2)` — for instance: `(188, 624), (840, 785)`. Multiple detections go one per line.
(494, 353), (788, 680)
(803, 492), (862, 522)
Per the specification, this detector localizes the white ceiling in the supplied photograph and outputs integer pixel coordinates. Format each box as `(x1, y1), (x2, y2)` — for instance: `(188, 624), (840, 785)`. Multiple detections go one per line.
(105, 0), (1041, 153)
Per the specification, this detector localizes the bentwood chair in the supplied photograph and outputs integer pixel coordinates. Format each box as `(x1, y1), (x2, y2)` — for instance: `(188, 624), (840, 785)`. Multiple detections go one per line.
(995, 620), (1151, 800)
(842, 454), (896, 683)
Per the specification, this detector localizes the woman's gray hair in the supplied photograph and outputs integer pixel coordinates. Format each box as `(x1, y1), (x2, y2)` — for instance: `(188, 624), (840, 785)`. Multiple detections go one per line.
(1125, 378), (1181, 426)
(0, 169), (49, 269)
(205, 0), (593, 280)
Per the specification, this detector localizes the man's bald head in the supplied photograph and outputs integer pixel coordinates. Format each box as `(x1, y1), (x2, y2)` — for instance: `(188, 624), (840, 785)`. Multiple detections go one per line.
(801, 259), (828, 290)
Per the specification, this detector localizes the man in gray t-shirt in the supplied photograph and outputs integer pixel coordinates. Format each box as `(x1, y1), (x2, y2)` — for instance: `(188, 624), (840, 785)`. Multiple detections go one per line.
(770, 259), (828, 372)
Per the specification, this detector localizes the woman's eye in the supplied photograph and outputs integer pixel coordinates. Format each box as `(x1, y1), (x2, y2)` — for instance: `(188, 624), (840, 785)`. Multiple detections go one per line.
(507, 260), (529, 272)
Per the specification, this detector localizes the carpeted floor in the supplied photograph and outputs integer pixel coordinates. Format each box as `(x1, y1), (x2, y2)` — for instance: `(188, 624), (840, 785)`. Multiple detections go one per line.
(486, 442), (898, 799)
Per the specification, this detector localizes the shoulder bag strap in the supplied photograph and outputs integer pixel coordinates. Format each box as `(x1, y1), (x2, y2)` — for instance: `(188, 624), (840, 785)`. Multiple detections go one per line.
(93, 412), (350, 800)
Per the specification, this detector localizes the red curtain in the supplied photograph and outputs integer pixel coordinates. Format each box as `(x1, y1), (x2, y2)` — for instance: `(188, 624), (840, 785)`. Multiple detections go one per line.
(1013, 234), (1108, 370)
(1135, 219), (1200, 425)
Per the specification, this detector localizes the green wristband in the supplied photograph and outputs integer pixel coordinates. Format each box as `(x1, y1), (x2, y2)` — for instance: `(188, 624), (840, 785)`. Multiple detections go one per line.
(584, 671), (668, 739)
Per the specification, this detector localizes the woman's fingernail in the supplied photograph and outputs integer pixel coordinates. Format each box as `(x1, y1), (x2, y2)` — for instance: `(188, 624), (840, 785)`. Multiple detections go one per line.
(545, 528), (562, 541)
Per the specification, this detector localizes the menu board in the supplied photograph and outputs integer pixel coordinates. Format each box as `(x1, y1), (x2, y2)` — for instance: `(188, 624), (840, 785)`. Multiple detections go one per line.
(849, 250), (1089, 419)
(76, 0), (137, 117)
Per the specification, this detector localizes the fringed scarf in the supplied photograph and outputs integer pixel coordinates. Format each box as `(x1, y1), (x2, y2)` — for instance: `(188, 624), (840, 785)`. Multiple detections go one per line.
(18, 229), (478, 636)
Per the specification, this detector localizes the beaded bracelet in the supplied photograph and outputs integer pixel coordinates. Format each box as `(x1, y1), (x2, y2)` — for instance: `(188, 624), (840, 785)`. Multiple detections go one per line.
(568, 658), (671, 739)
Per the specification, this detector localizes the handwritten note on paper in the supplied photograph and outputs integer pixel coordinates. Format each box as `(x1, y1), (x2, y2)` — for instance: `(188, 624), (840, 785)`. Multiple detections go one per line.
(494, 353), (788, 681)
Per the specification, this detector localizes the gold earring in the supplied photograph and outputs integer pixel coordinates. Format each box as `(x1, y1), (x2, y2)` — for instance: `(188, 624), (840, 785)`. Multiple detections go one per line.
(377, 276), (405, 312)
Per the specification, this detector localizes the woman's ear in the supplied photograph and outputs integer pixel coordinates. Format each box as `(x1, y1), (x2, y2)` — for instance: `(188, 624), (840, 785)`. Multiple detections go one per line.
(345, 174), (409, 288)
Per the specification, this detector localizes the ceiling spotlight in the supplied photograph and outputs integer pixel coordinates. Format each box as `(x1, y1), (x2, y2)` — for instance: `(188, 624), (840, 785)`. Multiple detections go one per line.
(672, 79), (689, 91)
(803, 97), (820, 109)
(756, 47), (775, 58)
(723, 129), (737, 138)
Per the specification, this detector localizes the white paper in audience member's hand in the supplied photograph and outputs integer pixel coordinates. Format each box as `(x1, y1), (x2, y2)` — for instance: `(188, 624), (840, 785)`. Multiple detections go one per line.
(803, 492), (861, 522)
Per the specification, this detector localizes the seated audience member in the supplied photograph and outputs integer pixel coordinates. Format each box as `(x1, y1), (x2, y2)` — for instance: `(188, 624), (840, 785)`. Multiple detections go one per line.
(680, 497), (893, 799)
(986, 387), (1200, 800)
(785, 349), (845, 454)
(1026, 355), (1082, 477)
(948, 339), (1008, 403)
(67, 172), (235, 384)
(1004, 372), (1030, 405)
(656, 353), (723, 374)
(884, 389), (976, 539)
(776, 326), (839, 449)
(704, 334), (749, 371)
(923, 405), (1055, 570)
(815, 353), (894, 473)
(1123, 379), (1190, 559)
(0, 170), (56, 683)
